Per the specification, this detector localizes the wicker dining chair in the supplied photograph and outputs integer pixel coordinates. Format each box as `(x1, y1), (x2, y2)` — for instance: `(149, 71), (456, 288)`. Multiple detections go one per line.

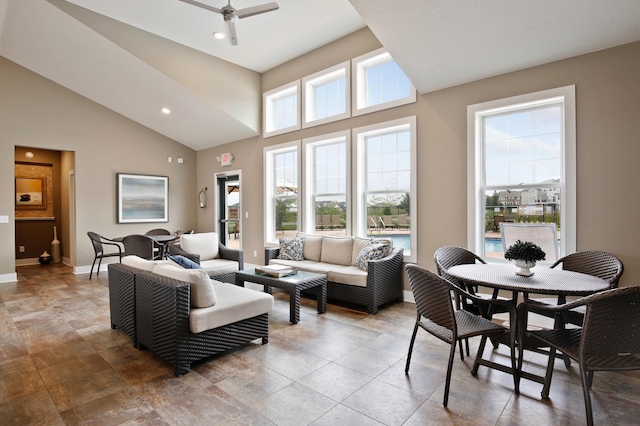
(144, 228), (171, 236)
(434, 246), (511, 358)
(530, 250), (624, 326)
(122, 234), (156, 260)
(517, 286), (640, 426)
(87, 232), (123, 279)
(405, 264), (512, 407)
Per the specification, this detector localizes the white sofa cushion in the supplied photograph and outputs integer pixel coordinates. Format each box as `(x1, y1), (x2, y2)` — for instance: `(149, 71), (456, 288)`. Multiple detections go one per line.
(351, 237), (373, 266)
(153, 263), (217, 308)
(189, 282), (274, 333)
(180, 232), (219, 261)
(328, 265), (368, 287)
(297, 232), (323, 261)
(320, 236), (353, 266)
(200, 258), (240, 277)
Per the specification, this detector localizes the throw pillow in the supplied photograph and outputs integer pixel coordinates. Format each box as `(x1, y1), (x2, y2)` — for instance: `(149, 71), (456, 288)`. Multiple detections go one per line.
(355, 242), (390, 271)
(153, 264), (217, 308)
(278, 237), (305, 261)
(168, 254), (202, 269)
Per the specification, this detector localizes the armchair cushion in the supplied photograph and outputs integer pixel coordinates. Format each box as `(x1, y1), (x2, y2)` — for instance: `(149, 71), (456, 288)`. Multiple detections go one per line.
(180, 232), (219, 261)
(351, 237), (373, 266)
(121, 255), (156, 271)
(153, 263), (217, 308)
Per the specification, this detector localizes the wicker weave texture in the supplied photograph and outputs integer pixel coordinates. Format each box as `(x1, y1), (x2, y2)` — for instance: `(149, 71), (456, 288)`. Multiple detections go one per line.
(107, 263), (137, 343)
(519, 286), (640, 425)
(122, 234), (156, 260)
(135, 271), (268, 376)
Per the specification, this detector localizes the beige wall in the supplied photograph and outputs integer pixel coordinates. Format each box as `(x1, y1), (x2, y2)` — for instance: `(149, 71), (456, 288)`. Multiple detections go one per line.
(1, 29), (637, 289)
(0, 56), (198, 277)
(198, 34), (640, 289)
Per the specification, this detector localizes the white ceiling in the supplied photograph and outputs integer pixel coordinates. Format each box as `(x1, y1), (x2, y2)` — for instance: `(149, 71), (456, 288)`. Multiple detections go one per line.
(1, 0), (639, 151)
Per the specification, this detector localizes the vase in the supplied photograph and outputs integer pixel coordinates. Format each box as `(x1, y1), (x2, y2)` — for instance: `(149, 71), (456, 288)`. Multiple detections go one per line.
(39, 251), (52, 265)
(515, 259), (536, 276)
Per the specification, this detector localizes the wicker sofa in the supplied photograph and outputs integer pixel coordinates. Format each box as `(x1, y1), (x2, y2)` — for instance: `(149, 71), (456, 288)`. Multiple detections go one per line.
(265, 234), (404, 314)
(168, 232), (243, 284)
(108, 257), (273, 376)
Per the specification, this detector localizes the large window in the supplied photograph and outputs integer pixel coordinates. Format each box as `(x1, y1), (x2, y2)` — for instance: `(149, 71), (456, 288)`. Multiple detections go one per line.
(355, 116), (417, 261)
(352, 48), (416, 116)
(263, 81), (300, 137)
(264, 141), (300, 244)
(467, 86), (576, 261)
(302, 62), (350, 128)
(303, 131), (350, 235)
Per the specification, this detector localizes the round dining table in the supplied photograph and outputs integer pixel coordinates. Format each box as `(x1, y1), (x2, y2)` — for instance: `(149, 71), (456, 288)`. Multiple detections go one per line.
(446, 263), (610, 390)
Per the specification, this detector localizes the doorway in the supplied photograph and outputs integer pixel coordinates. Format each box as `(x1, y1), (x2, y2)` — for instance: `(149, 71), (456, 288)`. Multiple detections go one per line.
(216, 172), (241, 249)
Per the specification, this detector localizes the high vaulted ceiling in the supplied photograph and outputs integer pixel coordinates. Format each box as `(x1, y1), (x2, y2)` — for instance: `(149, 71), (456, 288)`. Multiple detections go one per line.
(1, 0), (639, 151)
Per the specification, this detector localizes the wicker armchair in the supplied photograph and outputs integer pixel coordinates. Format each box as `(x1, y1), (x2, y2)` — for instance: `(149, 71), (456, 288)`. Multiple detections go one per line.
(87, 231), (122, 279)
(517, 286), (640, 426)
(168, 233), (243, 284)
(404, 264), (514, 406)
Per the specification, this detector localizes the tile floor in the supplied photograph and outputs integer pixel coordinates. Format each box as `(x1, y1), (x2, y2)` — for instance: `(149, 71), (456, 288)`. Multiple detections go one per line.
(1, 264), (639, 425)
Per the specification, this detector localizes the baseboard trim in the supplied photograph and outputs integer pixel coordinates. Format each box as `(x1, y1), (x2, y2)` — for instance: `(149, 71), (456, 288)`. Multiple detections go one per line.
(403, 289), (415, 304)
(0, 272), (18, 283)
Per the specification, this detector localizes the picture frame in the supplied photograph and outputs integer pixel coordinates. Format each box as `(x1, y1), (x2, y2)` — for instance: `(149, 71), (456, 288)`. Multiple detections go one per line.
(15, 177), (47, 210)
(117, 173), (169, 223)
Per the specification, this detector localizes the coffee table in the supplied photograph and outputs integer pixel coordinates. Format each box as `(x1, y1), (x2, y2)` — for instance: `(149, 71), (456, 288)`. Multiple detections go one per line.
(235, 269), (327, 324)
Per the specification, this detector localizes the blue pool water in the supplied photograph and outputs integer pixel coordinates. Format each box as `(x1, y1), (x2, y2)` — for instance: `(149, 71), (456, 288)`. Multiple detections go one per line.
(369, 235), (505, 253)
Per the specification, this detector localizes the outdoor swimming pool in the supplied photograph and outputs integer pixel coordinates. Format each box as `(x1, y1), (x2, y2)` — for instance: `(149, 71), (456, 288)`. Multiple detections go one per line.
(370, 234), (505, 253)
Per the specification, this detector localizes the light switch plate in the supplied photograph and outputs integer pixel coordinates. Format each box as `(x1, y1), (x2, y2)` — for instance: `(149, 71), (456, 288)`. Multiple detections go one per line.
(0, 215), (8, 223)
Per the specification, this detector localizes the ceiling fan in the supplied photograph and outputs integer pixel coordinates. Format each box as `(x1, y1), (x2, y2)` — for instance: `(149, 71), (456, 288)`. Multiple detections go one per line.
(179, 0), (279, 45)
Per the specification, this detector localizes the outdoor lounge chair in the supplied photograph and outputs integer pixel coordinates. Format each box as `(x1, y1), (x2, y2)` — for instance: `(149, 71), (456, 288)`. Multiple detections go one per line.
(397, 214), (410, 229)
(379, 215), (395, 230)
(367, 216), (379, 233)
(330, 214), (344, 229)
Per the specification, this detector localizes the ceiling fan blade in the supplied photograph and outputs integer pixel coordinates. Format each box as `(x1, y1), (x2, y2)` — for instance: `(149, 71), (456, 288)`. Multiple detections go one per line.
(236, 2), (279, 19)
(178, 0), (222, 15)
(224, 17), (238, 45)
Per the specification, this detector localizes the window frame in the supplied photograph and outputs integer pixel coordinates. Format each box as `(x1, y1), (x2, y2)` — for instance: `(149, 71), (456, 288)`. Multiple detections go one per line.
(354, 116), (417, 262)
(467, 85), (576, 261)
(302, 61), (351, 128)
(264, 140), (301, 246)
(352, 48), (417, 117)
(263, 81), (301, 138)
(302, 130), (351, 234)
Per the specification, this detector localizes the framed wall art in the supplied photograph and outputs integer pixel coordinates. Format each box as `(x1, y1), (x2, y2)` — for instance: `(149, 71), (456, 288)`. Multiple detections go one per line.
(15, 177), (47, 210)
(117, 173), (169, 223)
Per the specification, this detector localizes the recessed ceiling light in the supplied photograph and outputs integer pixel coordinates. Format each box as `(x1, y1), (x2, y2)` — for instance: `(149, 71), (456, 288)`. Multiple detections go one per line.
(213, 31), (225, 40)
(25, 151), (34, 159)
(161, 108), (171, 114)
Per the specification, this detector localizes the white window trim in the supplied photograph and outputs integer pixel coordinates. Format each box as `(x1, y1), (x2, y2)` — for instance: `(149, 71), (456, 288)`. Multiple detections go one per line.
(302, 130), (351, 234)
(263, 81), (301, 138)
(264, 140), (301, 246)
(354, 116), (417, 262)
(302, 61), (351, 129)
(467, 85), (576, 260)
(352, 48), (417, 117)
